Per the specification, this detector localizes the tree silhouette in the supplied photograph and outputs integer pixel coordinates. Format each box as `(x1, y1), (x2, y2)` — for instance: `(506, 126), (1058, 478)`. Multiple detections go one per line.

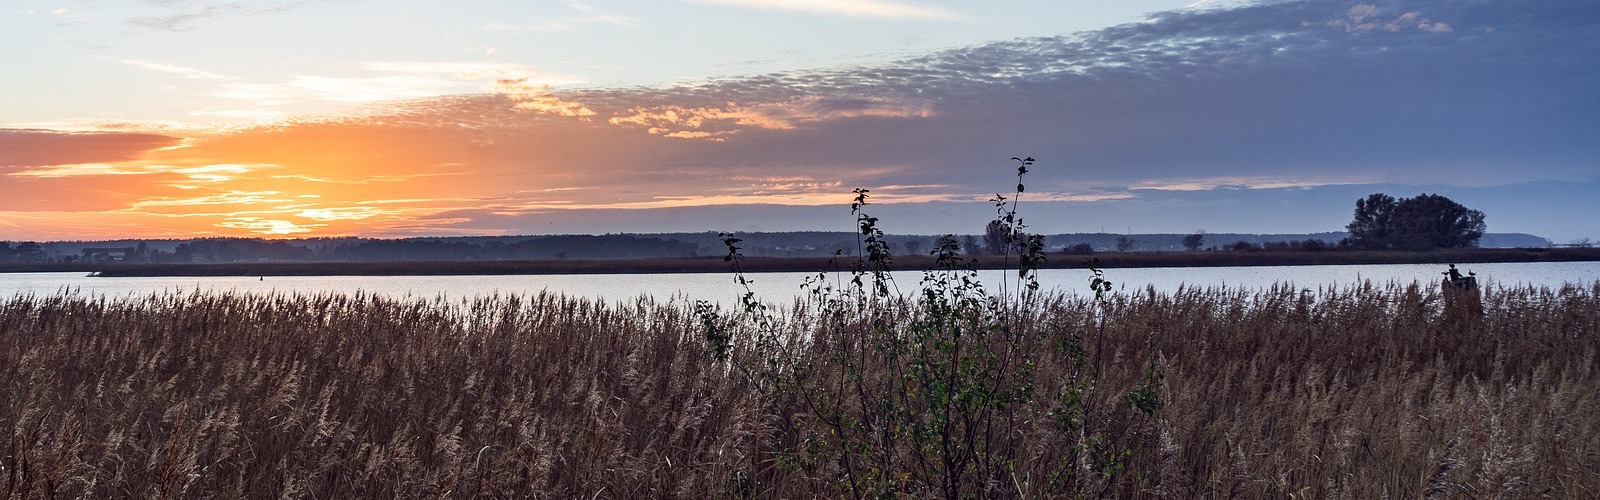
(14, 241), (45, 263)
(933, 234), (962, 256)
(983, 220), (1009, 255)
(1345, 194), (1396, 249)
(902, 239), (923, 256)
(1344, 193), (1486, 250)
(961, 235), (981, 255)
(1116, 236), (1135, 252)
(1182, 231), (1205, 251)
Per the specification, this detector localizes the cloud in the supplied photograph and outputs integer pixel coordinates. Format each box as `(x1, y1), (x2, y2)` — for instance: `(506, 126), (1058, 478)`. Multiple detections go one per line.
(46, 7), (92, 24)
(361, 62), (584, 85)
(1129, 176), (1373, 192)
(216, 217), (320, 235)
(128, 0), (350, 32)
(131, 190), (297, 208)
(189, 108), (290, 122)
(566, 1), (642, 28)
(496, 80), (597, 117)
(1318, 3), (1452, 32)
(222, 73), (478, 107)
(684, 0), (963, 20)
(9, 163), (154, 178)
(0, 169), (192, 212)
(606, 95), (934, 140)
(295, 207), (392, 221)
(269, 172), (464, 185)
(122, 60), (232, 80)
(8, 0), (1599, 241)
(481, 1), (641, 32)
(0, 129), (183, 169)
(285, 75), (470, 103)
(162, 163), (273, 183)
(216, 83), (296, 107)
(212, 61), (586, 110)
(482, 19), (580, 33)
(483, 0), (1592, 233)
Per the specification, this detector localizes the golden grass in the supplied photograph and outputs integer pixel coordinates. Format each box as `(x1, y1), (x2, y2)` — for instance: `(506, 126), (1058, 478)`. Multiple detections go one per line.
(2, 282), (1596, 498)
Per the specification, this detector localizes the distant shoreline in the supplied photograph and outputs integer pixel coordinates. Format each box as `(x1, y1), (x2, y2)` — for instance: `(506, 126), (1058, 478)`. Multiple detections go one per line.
(3, 247), (1597, 277)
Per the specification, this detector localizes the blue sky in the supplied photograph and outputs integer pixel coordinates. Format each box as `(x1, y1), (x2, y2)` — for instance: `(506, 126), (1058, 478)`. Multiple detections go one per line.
(5, 0), (1200, 124)
(1, 0), (1596, 243)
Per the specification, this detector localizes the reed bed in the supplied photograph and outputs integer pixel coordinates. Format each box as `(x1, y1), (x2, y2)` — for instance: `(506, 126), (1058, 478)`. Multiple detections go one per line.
(1, 282), (1596, 498)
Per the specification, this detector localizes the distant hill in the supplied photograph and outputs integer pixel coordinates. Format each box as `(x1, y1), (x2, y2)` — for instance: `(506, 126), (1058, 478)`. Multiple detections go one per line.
(6, 231), (1554, 264)
(1037, 232), (1550, 252)
(1476, 233), (1555, 248)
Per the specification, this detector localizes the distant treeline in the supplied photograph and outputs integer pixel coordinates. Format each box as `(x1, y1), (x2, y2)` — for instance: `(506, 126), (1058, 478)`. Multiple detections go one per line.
(1, 235), (701, 264)
(1, 231), (1555, 264)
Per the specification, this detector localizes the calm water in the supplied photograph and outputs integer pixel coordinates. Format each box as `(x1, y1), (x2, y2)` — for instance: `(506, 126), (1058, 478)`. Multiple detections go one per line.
(2, 261), (1597, 304)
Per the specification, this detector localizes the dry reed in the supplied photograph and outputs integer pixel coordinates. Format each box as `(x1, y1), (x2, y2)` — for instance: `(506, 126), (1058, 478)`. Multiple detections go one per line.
(1, 281), (1596, 498)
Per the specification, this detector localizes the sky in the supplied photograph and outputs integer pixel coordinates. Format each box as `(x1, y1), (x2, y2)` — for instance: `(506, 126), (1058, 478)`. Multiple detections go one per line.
(2, 0), (1597, 243)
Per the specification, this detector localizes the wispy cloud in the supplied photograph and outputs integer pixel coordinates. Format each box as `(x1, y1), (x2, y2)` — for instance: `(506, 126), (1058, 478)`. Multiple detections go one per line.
(122, 60), (232, 80)
(1129, 177), (1374, 192)
(481, 0), (641, 32)
(128, 0), (350, 32)
(189, 108), (290, 122)
(285, 75), (470, 103)
(361, 62), (584, 85)
(684, 0), (963, 20)
(162, 163), (272, 183)
(208, 61), (585, 110)
(567, 1), (642, 28)
(0, 129), (183, 169)
(269, 172), (465, 185)
(8, 163), (151, 178)
(605, 95), (933, 140)
(1319, 3), (1452, 33)
(222, 76), (451, 107)
(296, 207), (392, 221)
(364, 62), (604, 117)
(45, 7), (93, 25)
(131, 190), (297, 208)
(216, 217), (320, 234)
(499, 81), (597, 117)
(481, 19), (580, 33)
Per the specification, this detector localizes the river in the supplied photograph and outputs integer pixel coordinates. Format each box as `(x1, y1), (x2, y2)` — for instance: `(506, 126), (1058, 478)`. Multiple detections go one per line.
(2, 261), (1597, 304)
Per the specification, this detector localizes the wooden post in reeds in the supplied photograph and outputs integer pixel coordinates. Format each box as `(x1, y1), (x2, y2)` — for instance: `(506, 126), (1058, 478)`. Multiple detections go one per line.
(1441, 270), (1484, 321)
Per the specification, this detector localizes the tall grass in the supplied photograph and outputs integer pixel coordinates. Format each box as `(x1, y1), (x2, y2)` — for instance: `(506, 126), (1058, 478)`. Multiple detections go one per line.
(1, 291), (771, 498)
(2, 280), (1596, 498)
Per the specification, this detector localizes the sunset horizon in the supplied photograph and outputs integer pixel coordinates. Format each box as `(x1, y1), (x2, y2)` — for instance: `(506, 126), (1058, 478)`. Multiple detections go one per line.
(4, 0), (1596, 243)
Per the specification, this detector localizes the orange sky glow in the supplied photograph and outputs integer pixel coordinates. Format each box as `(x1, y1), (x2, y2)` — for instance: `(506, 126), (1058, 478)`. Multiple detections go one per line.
(1, 95), (933, 238)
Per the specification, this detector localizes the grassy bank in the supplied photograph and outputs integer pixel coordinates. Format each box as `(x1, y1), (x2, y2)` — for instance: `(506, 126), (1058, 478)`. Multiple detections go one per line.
(7, 246), (1599, 277)
(3, 282), (1596, 497)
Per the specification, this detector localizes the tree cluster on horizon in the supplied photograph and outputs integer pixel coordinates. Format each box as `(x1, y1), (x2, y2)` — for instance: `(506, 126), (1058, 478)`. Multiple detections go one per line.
(0, 192), (1530, 265)
(1342, 193), (1487, 250)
